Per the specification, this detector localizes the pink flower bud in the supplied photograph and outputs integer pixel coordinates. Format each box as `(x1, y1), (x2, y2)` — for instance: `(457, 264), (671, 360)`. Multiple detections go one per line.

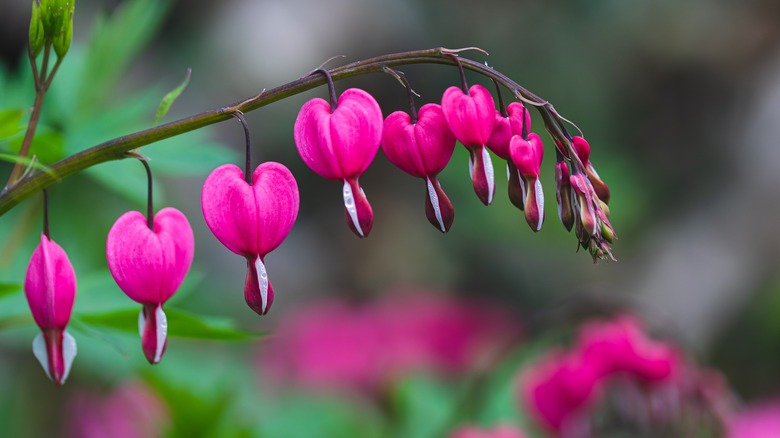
(487, 102), (531, 210)
(555, 161), (575, 231)
(571, 136), (610, 204)
(201, 162), (299, 316)
(294, 88), (382, 237)
(25, 233), (77, 385)
(510, 133), (545, 231)
(382, 103), (456, 232)
(441, 84), (496, 205)
(106, 208), (194, 364)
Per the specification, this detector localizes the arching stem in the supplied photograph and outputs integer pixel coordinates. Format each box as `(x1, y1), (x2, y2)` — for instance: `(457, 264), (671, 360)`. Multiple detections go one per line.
(313, 69), (338, 112)
(493, 79), (508, 118)
(232, 111), (252, 185)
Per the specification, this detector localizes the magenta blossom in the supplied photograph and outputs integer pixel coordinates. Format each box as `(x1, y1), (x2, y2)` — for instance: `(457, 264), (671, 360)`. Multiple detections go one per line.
(106, 208), (194, 364)
(202, 162), (299, 315)
(728, 398), (780, 438)
(294, 88), (382, 237)
(441, 84), (496, 205)
(450, 424), (526, 438)
(382, 103), (456, 232)
(487, 102), (531, 210)
(24, 233), (77, 385)
(571, 136), (610, 204)
(510, 133), (545, 231)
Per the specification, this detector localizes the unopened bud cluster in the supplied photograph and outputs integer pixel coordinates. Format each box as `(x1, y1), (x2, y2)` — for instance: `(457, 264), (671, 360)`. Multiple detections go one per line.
(29, 0), (75, 58)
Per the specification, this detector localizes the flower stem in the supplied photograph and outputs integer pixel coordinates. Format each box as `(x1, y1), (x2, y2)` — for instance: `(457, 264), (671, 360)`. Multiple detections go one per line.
(0, 47), (574, 216)
(42, 188), (50, 239)
(231, 111), (252, 185)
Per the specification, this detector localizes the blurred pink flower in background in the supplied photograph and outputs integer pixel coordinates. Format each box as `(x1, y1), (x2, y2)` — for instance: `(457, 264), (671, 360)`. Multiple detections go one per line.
(259, 290), (519, 392)
(67, 381), (169, 438)
(728, 398), (780, 438)
(450, 424), (527, 438)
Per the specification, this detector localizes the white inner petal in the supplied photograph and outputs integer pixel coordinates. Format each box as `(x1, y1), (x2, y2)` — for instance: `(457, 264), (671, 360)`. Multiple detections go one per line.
(468, 155), (474, 180)
(426, 177), (446, 232)
(138, 309), (146, 338)
(255, 257), (269, 314)
(519, 170), (527, 202)
(506, 162), (510, 180)
(482, 147), (495, 204)
(32, 333), (50, 380)
(61, 330), (77, 383)
(342, 180), (364, 237)
(534, 178), (545, 231)
(154, 305), (167, 364)
(589, 163), (601, 179)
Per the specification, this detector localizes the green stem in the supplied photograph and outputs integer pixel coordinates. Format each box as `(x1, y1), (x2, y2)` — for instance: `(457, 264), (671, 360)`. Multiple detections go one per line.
(0, 47), (574, 216)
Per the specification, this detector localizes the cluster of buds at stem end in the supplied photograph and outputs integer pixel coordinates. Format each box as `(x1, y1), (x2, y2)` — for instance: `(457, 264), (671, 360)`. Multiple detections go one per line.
(30, 0), (75, 59)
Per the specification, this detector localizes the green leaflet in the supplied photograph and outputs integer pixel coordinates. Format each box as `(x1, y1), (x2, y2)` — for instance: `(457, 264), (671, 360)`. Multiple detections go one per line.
(154, 68), (192, 126)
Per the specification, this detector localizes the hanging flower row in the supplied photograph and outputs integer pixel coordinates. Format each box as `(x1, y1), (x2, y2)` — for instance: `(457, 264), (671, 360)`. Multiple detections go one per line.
(20, 53), (614, 385)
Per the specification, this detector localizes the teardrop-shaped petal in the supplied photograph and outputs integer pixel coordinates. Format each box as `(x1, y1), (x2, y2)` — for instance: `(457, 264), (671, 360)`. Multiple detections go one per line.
(382, 104), (455, 178)
(468, 145), (496, 205)
(106, 208), (194, 305)
(139, 303), (167, 364)
(523, 177), (545, 232)
(510, 133), (544, 178)
(33, 328), (77, 385)
(245, 256), (274, 316)
(25, 234), (76, 330)
(571, 136), (591, 164)
(441, 85), (496, 147)
(507, 161), (525, 211)
(343, 178), (373, 238)
(424, 176), (454, 233)
(294, 88), (382, 180)
(202, 162), (300, 257)
(555, 161), (575, 231)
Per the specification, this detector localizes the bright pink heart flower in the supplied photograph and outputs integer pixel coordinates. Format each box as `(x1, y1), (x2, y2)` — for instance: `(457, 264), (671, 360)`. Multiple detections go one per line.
(382, 103), (456, 232)
(25, 233), (77, 385)
(441, 84), (497, 205)
(571, 136), (610, 204)
(510, 133), (545, 231)
(106, 207), (194, 364)
(487, 102), (531, 210)
(294, 88), (382, 237)
(201, 162), (299, 316)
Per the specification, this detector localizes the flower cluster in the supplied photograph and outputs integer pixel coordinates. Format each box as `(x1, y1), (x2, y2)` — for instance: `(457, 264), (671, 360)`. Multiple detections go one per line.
(519, 315), (725, 437)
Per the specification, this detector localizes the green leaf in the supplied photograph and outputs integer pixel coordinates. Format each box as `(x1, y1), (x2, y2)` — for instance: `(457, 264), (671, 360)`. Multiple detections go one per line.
(0, 283), (20, 299)
(75, 307), (265, 341)
(154, 68), (191, 126)
(0, 108), (25, 141)
(0, 153), (57, 178)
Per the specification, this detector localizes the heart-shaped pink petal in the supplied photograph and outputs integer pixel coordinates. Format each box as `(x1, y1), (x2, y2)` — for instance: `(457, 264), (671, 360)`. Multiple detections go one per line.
(106, 208), (194, 305)
(441, 85), (495, 147)
(201, 162), (299, 257)
(382, 104), (455, 178)
(25, 234), (76, 330)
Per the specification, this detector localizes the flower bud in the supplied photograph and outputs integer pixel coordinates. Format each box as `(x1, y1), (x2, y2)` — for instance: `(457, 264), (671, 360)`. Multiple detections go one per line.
(29, 1), (45, 57)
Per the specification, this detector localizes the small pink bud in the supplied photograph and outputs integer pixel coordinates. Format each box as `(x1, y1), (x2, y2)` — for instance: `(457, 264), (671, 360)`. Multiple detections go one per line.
(201, 162), (299, 316)
(510, 133), (545, 231)
(106, 208), (194, 364)
(382, 104), (456, 232)
(441, 84), (496, 205)
(294, 88), (382, 237)
(555, 161), (575, 231)
(571, 136), (610, 204)
(25, 233), (77, 385)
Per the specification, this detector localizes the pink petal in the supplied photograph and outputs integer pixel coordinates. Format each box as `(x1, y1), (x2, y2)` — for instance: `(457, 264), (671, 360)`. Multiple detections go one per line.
(139, 303), (167, 364)
(523, 176), (545, 232)
(33, 328), (77, 385)
(506, 102), (531, 138)
(245, 256), (274, 315)
(106, 208), (194, 304)
(571, 136), (591, 164)
(425, 176), (454, 233)
(382, 104), (455, 178)
(486, 110), (513, 159)
(201, 162), (299, 257)
(293, 98), (343, 179)
(441, 85), (496, 147)
(509, 133), (544, 178)
(382, 111), (425, 177)
(25, 233), (76, 330)
(467, 145), (496, 205)
(343, 177), (373, 238)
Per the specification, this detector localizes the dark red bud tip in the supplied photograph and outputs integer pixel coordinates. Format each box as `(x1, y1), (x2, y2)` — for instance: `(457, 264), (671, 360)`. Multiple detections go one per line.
(342, 178), (373, 238)
(507, 161), (525, 211)
(467, 146), (495, 206)
(424, 176), (454, 233)
(33, 328), (77, 386)
(586, 165), (611, 204)
(140, 303), (168, 364)
(523, 177), (545, 232)
(245, 256), (274, 316)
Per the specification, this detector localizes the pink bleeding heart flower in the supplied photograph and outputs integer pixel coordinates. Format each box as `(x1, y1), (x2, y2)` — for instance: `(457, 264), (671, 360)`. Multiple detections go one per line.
(106, 208), (194, 364)
(441, 84), (496, 205)
(571, 136), (610, 204)
(382, 103), (456, 232)
(509, 133), (545, 231)
(202, 162), (299, 316)
(487, 102), (531, 210)
(25, 233), (77, 385)
(294, 88), (382, 237)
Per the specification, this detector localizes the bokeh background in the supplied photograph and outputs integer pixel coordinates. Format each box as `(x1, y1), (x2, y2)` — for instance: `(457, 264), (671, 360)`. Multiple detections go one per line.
(2, 0), (780, 436)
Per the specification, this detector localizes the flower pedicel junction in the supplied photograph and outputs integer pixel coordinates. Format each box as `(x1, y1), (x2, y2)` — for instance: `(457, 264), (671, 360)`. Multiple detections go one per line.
(2, 1), (615, 385)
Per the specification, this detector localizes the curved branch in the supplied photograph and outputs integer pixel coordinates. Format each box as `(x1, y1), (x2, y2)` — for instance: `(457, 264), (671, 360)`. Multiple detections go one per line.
(0, 47), (573, 216)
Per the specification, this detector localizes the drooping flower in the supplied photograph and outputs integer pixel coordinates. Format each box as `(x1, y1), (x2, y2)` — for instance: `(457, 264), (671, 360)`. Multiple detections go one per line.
(201, 162), (299, 315)
(570, 172), (616, 261)
(106, 208), (194, 364)
(487, 101), (531, 210)
(441, 84), (497, 205)
(382, 103), (456, 232)
(509, 133), (545, 231)
(554, 161), (575, 231)
(571, 136), (610, 204)
(24, 233), (77, 385)
(294, 87), (382, 237)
